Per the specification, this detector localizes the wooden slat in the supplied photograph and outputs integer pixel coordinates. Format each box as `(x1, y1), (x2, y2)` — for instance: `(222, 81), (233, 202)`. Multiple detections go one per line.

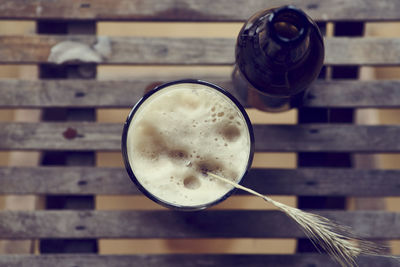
(0, 36), (399, 65)
(1, 167), (400, 197)
(303, 80), (400, 108)
(0, 254), (397, 267)
(1, 122), (399, 152)
(0, 0), (399, 22)
(0, 35), (230, 65)
(253, 124), (400, 153)
(244, 168), (400, 197)
(0, 122), (122, 151)
(325, 38), (400, 66)
(0, 79), (147, 108)
(0, 210), (398, 239)
(0, 167), (139, 195)
(0, 79), (400, 108)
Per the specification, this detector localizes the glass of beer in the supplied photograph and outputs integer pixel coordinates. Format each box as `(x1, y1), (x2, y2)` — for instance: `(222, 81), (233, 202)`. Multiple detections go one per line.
(121, 79), (254, 211)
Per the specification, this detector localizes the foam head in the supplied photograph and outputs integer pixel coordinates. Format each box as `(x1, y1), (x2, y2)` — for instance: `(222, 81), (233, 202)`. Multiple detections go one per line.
(122, 80), (254, 210)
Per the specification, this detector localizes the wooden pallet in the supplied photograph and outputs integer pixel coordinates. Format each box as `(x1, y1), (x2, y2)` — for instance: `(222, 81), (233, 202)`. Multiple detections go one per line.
(0, 0), (400, 266)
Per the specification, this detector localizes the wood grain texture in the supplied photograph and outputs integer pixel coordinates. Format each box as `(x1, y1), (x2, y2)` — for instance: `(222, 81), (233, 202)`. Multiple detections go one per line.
(0, 0), (399, 22)
(325, 38), (400, 66)
(0, 254), (397, 267)
(253, 124), (400, 152)
(0, 79), (399, 108)
(0, 210), (398, 239)
(0, 35), (400, 65)
(243, 168), (400, 197)
(0, 79), (147, 108)
(303, 80), (400, 108)
(0, 122), (122, 151)
(0, 122), (399, 152)
(1, 167), (400, 197)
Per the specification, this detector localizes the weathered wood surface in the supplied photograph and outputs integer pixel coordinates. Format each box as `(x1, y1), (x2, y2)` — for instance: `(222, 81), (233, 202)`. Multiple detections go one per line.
(0, 79), (400, 108)
(0, 254), (397, 267)
(325, 38), (400, 66)
(253, 124), (400, 152)
(0, 122), (399, 152)
(0, 36), (399, 65)
(0, 0), (399, 22)
(1, 167), (400, 197)
(0, 122), (122, 151)
(0, 210), (398, 239)
(303, 80), (400, 108)
(244, 168), (400, 197)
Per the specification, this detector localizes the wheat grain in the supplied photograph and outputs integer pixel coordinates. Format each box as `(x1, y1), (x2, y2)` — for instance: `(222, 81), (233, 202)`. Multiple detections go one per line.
(207, 172), (384, 267)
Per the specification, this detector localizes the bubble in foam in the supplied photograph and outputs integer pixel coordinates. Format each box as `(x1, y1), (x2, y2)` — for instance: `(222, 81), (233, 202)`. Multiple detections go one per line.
(194, 157), (225, 176)
(183, 175), (201, 190)
(167, 149), (188, 160)
(219, 124), (241, 142)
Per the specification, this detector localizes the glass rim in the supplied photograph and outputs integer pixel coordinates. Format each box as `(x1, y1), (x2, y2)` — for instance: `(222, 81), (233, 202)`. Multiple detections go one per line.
(121, 79), (255, 211)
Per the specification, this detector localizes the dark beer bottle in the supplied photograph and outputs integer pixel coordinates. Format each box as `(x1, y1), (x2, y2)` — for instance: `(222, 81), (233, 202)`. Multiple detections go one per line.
(233, 5), (324, 112)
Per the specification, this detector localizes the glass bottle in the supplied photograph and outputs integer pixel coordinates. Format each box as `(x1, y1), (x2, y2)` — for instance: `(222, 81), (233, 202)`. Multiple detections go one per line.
(232, 5), (324, 112)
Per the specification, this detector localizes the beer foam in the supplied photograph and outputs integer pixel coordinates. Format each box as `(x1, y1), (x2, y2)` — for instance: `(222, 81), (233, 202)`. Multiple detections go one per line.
(126, 82), (251, 207)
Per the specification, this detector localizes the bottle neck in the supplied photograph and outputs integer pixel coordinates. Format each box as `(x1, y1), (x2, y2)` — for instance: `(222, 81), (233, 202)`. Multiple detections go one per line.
(259, 6), (311, 68)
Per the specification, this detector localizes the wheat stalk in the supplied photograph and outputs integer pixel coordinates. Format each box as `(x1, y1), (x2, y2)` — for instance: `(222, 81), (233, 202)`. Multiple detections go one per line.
(207, 172), (384, 267)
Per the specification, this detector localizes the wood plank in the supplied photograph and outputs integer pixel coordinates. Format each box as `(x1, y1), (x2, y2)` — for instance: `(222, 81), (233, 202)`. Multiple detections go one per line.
(0, 167), (139, 195)
(0, 36), (400, 65)
(325, 38), (400, 66)
(0, 79), (148, 108)
(253, 124), (400, 153)
(0, 35), (232, 65)
(0, 210), (398, 239)
(1, 167), (400, 197)
(0, 122), (122, 151)
(243, 168), (400, 197)
(1, 79), (400, 108)
(0, 0), (399, 22)
(0, 254), (397, 267)
(303, 80), (400, 108)
(1, 122), (399, 152)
